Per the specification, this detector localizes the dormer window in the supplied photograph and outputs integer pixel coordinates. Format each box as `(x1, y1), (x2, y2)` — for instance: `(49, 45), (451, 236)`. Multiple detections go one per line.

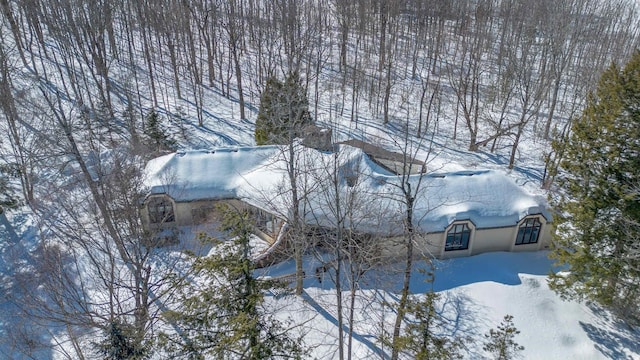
(445, 223), (471, 251)
(148, 197), (175, 224)
(515, 217), (542, 245)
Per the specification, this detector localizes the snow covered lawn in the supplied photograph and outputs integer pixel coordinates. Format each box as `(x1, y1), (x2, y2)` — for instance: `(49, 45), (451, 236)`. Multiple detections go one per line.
(261, 251), (640, 359)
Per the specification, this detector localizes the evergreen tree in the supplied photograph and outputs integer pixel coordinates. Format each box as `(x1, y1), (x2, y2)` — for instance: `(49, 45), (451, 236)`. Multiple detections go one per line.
(255, 77), (283, 146)
(483, 315), (524, 360)
(0, 163), (18, 214)
(255, 72), (313, 145)
(144, 109), (176, 152)
(549, 50), (640, 324)
(160, 204), (304, 359)
(96, 320), (148, 360)
(388, 291), (465, 360)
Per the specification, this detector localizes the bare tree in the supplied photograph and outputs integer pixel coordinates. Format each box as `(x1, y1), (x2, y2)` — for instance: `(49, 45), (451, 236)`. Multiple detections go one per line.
(447, 0), (496, 151)
(540, 0), (583, 139)
(2, 72), (186, 357)
(223, 0), (247, 121)
(308, 138), (386, 359)
(502, 1), (550, 169)
(0, 35), (36, 204)
(388, 123), (439, 360)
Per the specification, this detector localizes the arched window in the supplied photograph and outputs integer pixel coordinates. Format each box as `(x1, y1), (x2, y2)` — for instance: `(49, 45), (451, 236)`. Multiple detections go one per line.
(148, 197), (175, 224)
(445, 223), (471, 251)
(515, 217), (542, 245)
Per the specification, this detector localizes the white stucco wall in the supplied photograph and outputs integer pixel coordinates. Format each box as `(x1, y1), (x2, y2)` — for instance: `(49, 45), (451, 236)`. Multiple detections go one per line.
(142, 196), (282, 243)
(142, 195), (551, 259)
(378, 214), (551, 260)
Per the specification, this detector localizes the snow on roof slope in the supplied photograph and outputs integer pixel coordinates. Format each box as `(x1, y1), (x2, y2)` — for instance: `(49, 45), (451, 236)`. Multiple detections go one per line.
(145, 146), (280, 201)
(403, 170), (550, 232)
(144, 144), (551, 234)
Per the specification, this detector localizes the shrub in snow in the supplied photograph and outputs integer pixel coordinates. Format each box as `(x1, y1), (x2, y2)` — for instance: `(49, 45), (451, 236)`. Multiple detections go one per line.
(483, 314), (524, 360)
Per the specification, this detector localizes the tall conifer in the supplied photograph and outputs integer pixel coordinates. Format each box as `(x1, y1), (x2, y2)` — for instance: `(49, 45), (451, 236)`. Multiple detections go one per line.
(160, 204), (303, 359)
(255, 72), (313, 145)
(549, 51), (640, 323)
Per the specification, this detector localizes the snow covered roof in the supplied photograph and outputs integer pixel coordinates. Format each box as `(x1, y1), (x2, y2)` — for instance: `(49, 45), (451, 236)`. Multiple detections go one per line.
(378, 170), (552, 234)
(144, 146), (281, 201)
(144, 144), (551, 235)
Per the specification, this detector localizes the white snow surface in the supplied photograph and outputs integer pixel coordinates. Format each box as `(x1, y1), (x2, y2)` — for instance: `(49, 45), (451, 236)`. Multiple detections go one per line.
(145, 143), (551, 235)
(1, 2), (638, 358)
(258, 251), (640, 359)
(145, 145), (281, 201)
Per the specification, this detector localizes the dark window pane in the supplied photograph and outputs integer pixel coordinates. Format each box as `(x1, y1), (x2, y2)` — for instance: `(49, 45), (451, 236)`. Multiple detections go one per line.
(461, 232), (470, 248)
(445, 223), (471, 251)
(148, 198), (175, 224)
(515, 218), (541, 245)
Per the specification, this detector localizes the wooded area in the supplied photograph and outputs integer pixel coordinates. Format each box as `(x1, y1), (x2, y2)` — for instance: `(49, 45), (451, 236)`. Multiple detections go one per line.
(0, 0), (639, 358)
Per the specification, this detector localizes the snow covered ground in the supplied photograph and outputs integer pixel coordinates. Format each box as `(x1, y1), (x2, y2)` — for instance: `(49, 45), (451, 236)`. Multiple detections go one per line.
(259, 251), (640, 359)
(0, 3), (638, 358)
(1, 61), (638, 360)
(1, 65), (638, 360)
(3, 209), (638, 359)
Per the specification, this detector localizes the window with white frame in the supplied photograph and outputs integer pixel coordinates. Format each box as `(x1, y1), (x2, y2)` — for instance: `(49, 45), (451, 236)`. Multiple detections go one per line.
(515, 217), (542, 245)
(148, 197), (175, 224)
(445, 223), (471, 251)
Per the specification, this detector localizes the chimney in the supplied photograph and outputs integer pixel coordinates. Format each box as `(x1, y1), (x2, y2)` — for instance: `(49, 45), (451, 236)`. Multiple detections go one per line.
(301, 125), (333, 152)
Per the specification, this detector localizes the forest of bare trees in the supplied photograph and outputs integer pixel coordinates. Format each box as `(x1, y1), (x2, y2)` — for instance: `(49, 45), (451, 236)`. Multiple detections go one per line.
(0, 0), (639, 358)
(1, 0), (637, 157)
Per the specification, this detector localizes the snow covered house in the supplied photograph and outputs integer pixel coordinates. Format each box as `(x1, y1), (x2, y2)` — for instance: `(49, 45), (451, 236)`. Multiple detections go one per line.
(142, 142), (552, 260)
(142, 146), (287, 248)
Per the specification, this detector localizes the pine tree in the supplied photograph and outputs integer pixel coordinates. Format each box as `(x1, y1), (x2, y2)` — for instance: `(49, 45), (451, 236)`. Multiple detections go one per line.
(160, 204), (304, 359)
(144, 109), (176, 152)
(96, 320), (148, 360)
(549, 50), (640, 324)
(255, 77), (283, 146)
(483, 315), (524, 360)
(0, 163), (18, 214)
(255, 72), (313, 145)
(389, 291), (465, 360)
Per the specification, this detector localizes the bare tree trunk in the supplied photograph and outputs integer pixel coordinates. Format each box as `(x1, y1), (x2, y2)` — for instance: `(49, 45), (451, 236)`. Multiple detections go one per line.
(231, 43), (246, 121)
(227, 0), (246, 121)
(286, 141), (305, 295)
(0, 0), (27, 65)
(166, 34), (182, 99)
(136, 3), (159, 108)
(378, 1), (387, 74)
(383, 59), (391, 125)
(333, 154), (345, 360)
(391, 194), (414, 360)
(418, 82), (428, 137)
(0, 44), (34, 203)
(544, 78), (561, 139)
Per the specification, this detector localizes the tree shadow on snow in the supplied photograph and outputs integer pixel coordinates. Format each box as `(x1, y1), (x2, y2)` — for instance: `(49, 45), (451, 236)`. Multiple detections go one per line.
(0, 212), (54, 360)
(430, 251), (559, 292)
(579, 304), (640, 359)
(292, 254), (497, 358)
(299, 289), (388, 358)
(280, 251), (558, 296)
